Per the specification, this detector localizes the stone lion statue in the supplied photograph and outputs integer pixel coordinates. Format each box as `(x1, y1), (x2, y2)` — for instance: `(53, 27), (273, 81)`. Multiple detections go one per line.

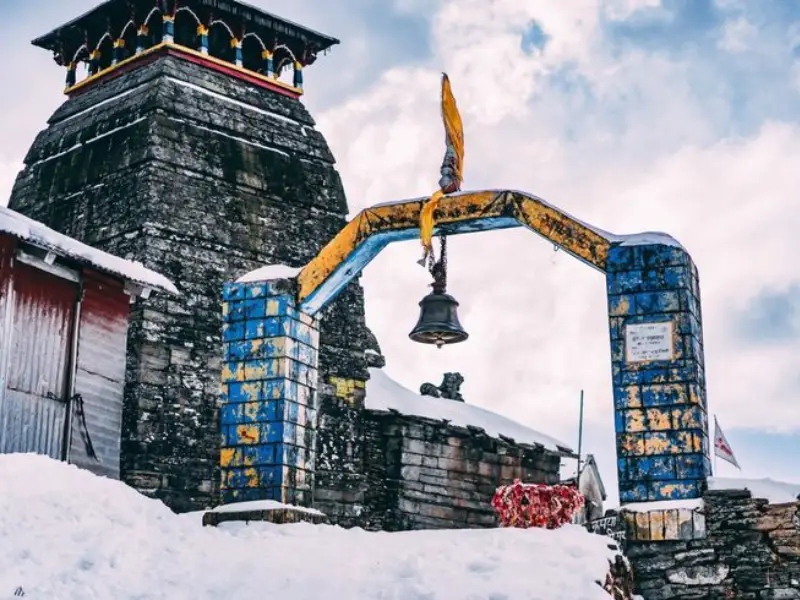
(420, 372), (465, 402)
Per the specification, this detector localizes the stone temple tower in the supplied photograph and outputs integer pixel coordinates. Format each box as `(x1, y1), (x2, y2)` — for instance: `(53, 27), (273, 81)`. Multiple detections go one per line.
(9, 0), (376, 512)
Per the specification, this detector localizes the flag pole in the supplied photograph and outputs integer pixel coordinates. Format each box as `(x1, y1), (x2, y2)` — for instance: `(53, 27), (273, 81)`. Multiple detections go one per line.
(713, 414), (717, 476)
(576, 389), (584, 479)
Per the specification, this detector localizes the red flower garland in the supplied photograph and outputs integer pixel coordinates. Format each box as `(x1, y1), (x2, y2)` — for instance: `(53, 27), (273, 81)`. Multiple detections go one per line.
(492, 480), (585, 529)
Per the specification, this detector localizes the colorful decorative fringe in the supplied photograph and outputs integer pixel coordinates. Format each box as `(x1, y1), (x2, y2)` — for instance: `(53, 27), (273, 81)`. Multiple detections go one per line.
(491, 480), (585, 529)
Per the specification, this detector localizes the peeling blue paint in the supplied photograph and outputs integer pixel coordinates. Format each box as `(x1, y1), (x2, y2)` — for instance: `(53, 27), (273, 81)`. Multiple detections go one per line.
(608, 244), (709, 503)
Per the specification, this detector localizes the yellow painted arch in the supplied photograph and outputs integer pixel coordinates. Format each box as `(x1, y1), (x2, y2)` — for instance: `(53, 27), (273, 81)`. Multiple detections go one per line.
(297, 190), (612, 314)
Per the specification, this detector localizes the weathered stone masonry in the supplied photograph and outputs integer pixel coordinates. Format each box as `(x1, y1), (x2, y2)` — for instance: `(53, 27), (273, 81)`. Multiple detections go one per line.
(8, 55), (369, 512)
(623, 491), (800, 599)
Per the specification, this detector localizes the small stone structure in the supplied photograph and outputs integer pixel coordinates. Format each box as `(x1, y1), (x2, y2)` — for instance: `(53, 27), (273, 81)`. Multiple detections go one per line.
(621, 489), (800, 599)
(345, 408), (564, 531)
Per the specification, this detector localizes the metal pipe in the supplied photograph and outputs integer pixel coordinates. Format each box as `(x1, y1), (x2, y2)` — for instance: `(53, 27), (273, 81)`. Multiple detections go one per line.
(577, 389), (584, 481)
(60, 279), (84, 463)
(0, 252), (16, 452)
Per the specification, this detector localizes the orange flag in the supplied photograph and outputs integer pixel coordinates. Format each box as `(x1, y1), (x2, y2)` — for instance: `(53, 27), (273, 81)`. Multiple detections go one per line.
(420, 74), (464, 259)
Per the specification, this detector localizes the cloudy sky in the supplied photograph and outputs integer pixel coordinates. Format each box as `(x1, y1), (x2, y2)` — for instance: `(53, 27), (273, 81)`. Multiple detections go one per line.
(2, 0), (799, 502)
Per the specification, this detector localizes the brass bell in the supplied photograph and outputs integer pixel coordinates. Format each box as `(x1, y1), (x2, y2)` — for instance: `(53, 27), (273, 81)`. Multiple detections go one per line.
(409, 290), (469, 349)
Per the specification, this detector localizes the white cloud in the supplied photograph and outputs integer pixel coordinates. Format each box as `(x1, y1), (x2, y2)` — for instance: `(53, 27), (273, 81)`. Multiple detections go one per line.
(317, 0), (800, 456)
(718, 16), (757, 52)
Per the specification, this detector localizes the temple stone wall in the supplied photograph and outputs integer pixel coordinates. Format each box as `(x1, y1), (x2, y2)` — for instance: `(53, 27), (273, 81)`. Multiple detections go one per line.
(8, 55), (369, 512)
(315, 403), (564, 531)
(623, 490), (800, 599)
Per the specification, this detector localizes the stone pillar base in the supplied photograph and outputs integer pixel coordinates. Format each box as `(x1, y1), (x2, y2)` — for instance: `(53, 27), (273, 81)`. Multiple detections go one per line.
(202, 504), (328, 527)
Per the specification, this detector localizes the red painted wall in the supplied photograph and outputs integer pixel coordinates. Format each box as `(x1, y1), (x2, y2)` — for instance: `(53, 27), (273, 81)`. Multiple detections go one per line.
(70, 269), (132, 478)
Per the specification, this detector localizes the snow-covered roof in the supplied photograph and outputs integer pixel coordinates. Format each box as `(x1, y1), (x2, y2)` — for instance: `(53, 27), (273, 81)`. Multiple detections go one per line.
(236, 264), (300, 283)
(0, 453), (620, 600)
(365, 368), (573, 453)
(0, 206), (178, 295)
(709, 477), (800, 504)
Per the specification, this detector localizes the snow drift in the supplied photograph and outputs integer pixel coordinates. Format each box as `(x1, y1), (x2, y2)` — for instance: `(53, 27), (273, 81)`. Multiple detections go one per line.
(0, 454), (619, 600)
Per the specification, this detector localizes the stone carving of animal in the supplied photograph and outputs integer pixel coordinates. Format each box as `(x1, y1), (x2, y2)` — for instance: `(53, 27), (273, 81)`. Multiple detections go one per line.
(420, 372), (465, 402)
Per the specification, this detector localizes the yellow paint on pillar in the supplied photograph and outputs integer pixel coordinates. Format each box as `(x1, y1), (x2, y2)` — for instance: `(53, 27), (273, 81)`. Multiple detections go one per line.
(266, 299), (281, 316)
(647, 408), (672, 431)
(242, 382), (262, 403)
(244, 468), (260, 487)
(688, 384), (703, 405)
(675, 431), (694, 452)
(236, 424), (259, 445)
(221, 362), (245, 383)
(222, 302), (229, 318)
(610, 296), (632, 317)
(672, 407), (701, 429)
(625, 387), (642, 408)
(644, 433), (671, 455)
(626, 410), (646, 432)
(220, 448), (236, 467)
(621, 434), (645, 456)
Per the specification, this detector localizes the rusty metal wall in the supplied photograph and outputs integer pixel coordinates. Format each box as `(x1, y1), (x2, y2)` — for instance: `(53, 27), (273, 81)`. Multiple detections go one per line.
(0, 258), (78, 458)
(69, 270), (130, 478)
(0, 237), (15, 445)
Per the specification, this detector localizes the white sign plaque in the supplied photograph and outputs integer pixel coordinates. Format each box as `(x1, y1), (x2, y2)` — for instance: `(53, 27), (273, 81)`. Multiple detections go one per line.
(625, 322), (675, 363)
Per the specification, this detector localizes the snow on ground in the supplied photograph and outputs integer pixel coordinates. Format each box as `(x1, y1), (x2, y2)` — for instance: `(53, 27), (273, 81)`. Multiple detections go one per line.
(0, 206), (178, 295)
(0, 454), (616, 600)
(366, 368), (573, 453)
(709, 476), (800, 504)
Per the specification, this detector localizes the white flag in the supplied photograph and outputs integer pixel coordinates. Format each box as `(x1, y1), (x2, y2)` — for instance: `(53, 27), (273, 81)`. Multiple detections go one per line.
(714, 416), (741, 469)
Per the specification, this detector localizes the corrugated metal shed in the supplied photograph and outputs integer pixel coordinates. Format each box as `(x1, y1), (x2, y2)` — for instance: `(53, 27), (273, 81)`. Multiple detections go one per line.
(0, 208), (177, 478)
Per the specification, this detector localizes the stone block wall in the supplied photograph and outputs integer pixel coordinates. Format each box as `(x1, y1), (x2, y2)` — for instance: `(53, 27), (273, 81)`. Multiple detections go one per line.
(606, 243), (711, 503)
(625, 490), (800, 599)
(351, 411), (563, 531)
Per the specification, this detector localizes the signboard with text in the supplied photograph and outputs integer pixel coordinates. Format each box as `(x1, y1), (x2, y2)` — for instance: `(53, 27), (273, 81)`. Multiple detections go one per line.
(625, 322), (675, 363)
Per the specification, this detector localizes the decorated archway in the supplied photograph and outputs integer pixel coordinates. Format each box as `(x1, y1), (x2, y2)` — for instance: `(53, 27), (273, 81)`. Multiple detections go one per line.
(217, 76), (711, 511)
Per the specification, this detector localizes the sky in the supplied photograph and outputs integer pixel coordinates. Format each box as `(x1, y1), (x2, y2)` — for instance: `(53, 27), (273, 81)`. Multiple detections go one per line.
(1, 0), (799, 504)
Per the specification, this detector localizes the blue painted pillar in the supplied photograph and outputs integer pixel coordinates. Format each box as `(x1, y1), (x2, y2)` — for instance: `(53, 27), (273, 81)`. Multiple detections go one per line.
(231, 39), (243, 67)
(197, 25), (209, 54)
(606, 243), (710, 503)
(293, 61), (303, 90)
(136, 26), (149, 54)
(219, 275), (319, 507)
(88, 50), (101, 76)
(262, 49), (274, 77)
(112, 39), (125, 65)
(163, 15), (175, 44)
(65, 63), (77, 88)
